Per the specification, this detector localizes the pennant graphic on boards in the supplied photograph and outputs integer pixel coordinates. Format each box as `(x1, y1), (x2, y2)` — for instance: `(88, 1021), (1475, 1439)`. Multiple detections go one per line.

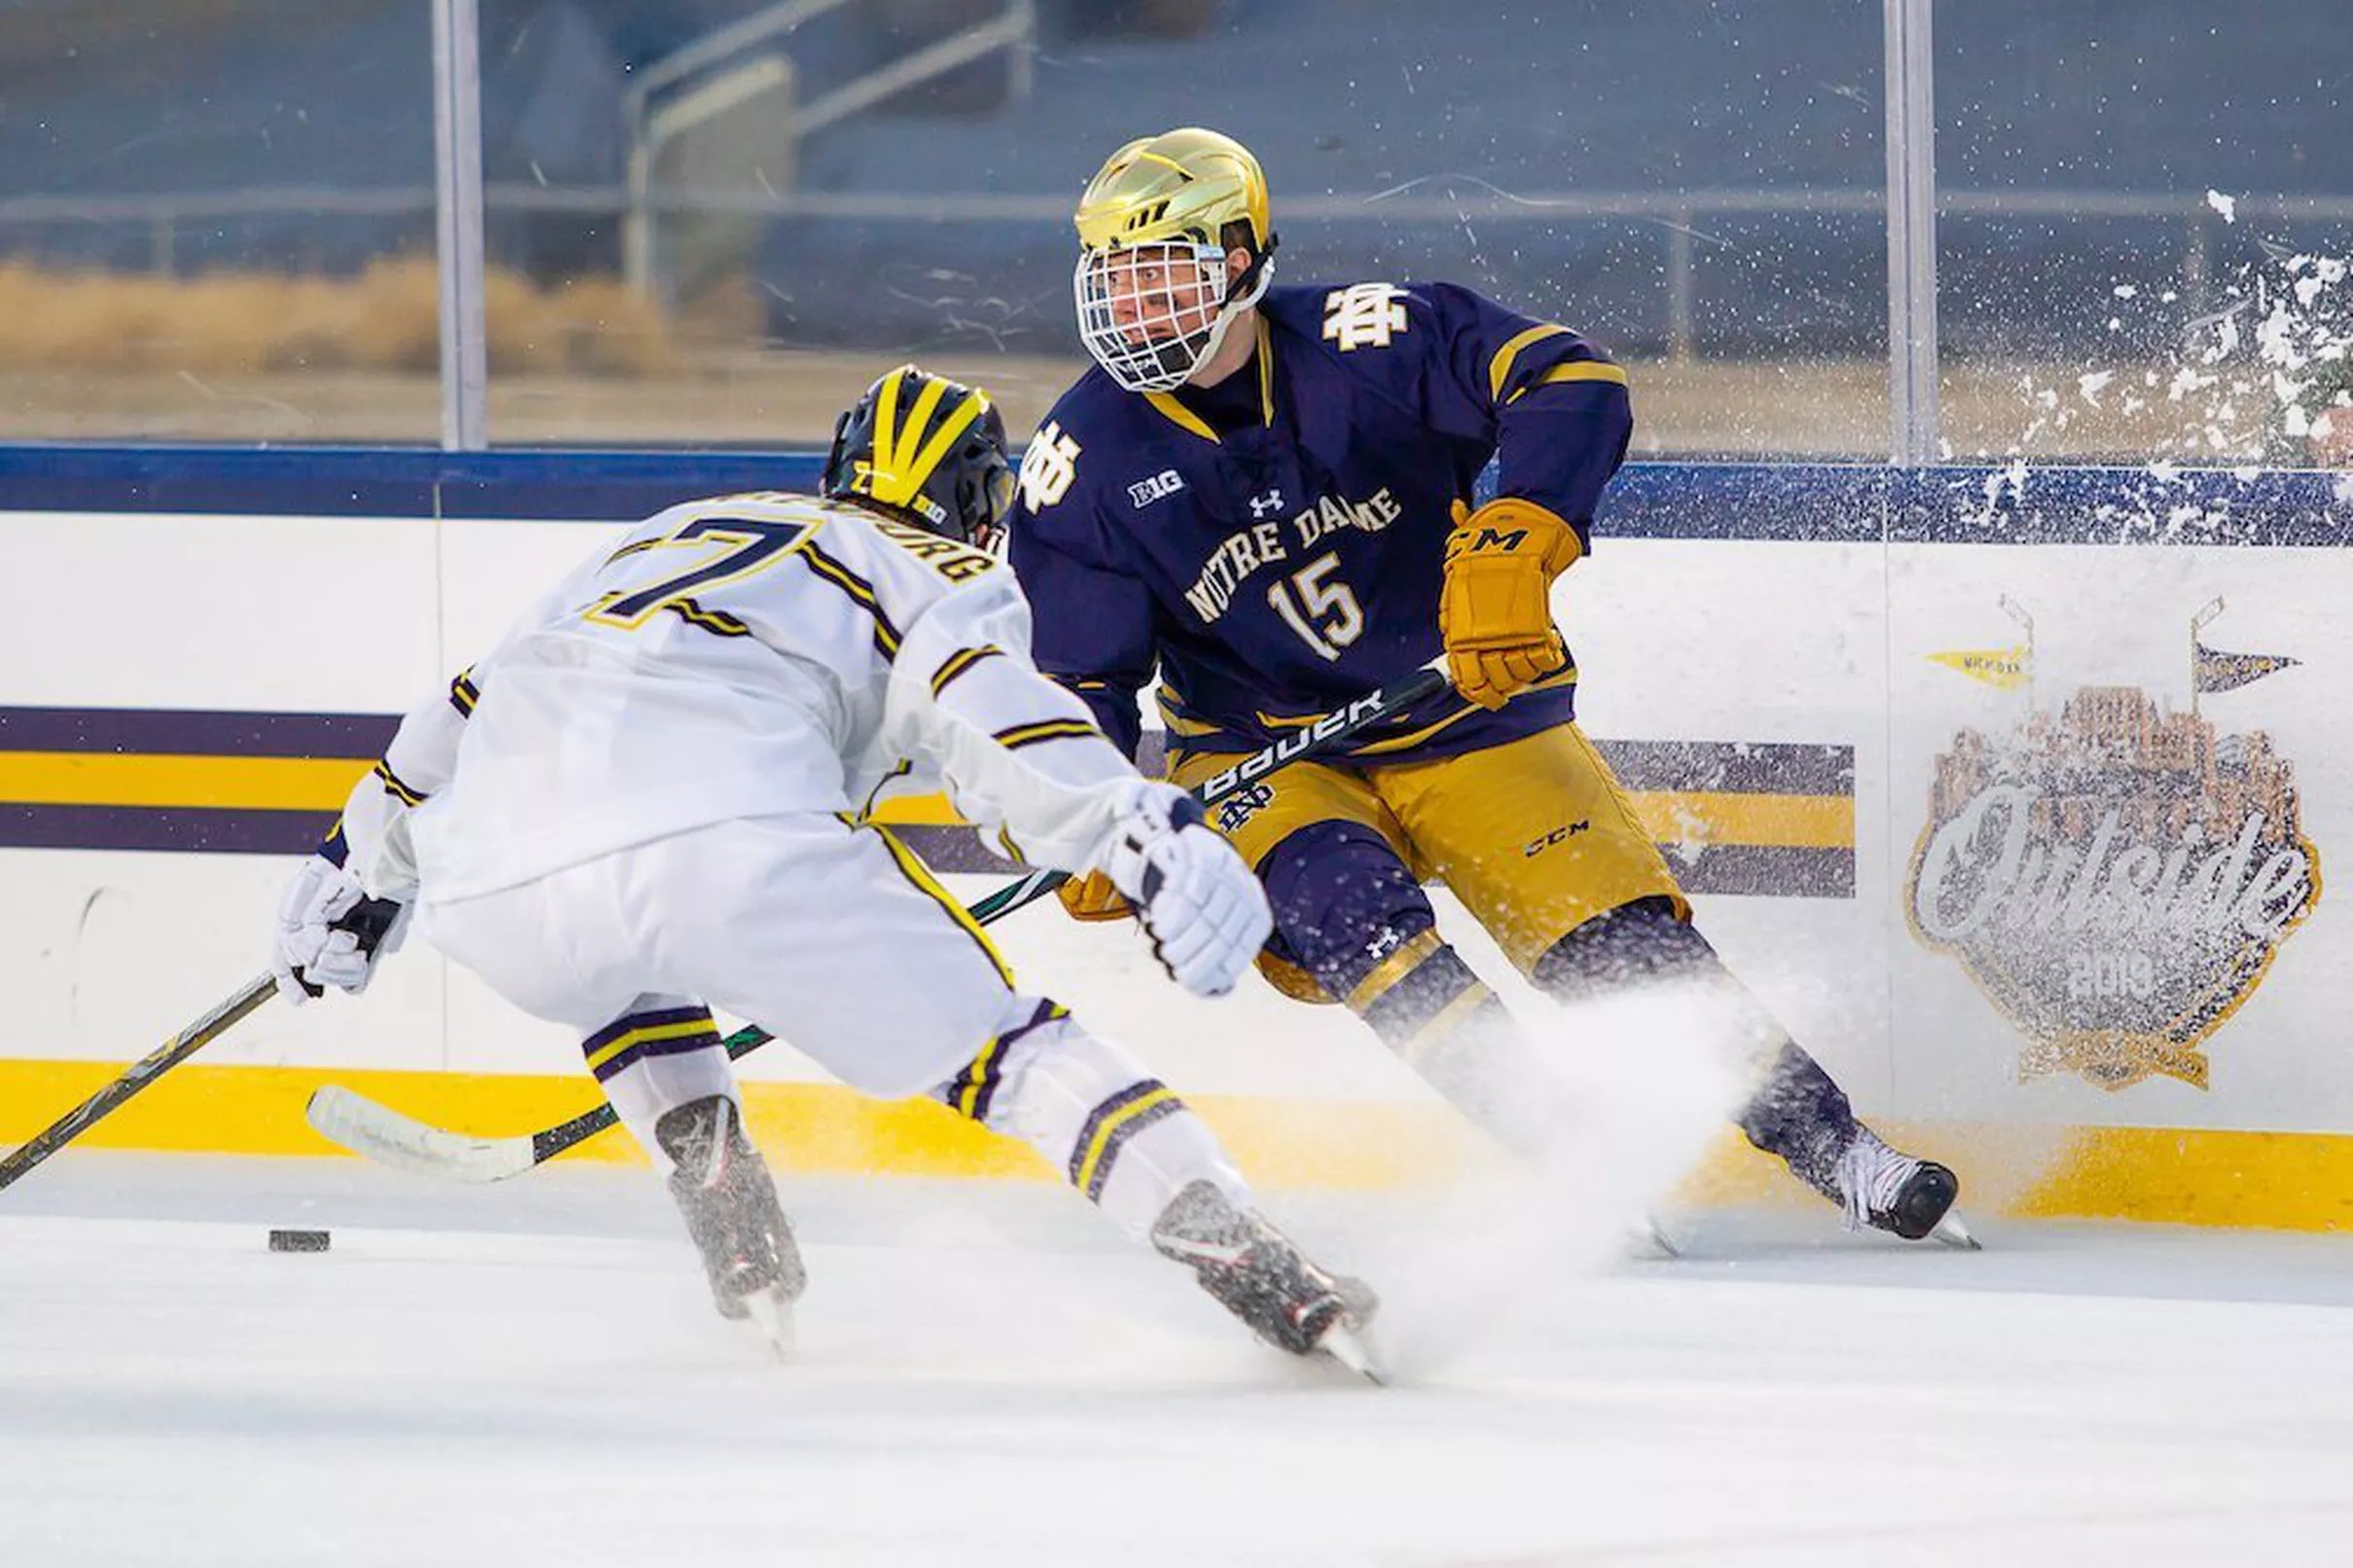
(2194, 642), (2300, 694)
(1926, 645), (2031, 691)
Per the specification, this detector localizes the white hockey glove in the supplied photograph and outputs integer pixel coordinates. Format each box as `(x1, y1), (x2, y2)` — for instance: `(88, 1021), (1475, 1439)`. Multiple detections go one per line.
(269, 854), (410, 1005)
(1103, 784), (1274, 998)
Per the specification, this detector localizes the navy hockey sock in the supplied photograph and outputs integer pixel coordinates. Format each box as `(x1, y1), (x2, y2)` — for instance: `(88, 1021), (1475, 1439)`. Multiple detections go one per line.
(1736, 1041), (1860, 1199)
(1533, 897), (1860, 1189)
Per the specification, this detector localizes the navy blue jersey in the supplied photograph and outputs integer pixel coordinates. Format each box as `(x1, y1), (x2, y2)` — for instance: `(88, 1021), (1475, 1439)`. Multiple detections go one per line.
(1006, 280), (1633, 766)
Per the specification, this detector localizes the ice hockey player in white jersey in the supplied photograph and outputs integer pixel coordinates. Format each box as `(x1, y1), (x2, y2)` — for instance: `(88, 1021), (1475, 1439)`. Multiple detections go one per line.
(267, 366), (1378, 1373)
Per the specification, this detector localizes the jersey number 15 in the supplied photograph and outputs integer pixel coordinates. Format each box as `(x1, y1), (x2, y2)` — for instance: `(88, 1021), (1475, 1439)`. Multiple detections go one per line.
(1266, 551), (1364, 662)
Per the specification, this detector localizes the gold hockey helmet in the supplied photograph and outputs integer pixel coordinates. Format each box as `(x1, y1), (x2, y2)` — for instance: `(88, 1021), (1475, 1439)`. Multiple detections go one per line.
(822, 365), (1016, 549)
(1071, 127), (1279, 392)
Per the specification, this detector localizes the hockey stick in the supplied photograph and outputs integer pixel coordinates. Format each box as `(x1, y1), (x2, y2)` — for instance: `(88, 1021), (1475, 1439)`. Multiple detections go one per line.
(308, 657), (1455, 1182)
(0, 972), (278, 1193)
(306, 1022), (778, 1183)
(961, 657), (1451, 925)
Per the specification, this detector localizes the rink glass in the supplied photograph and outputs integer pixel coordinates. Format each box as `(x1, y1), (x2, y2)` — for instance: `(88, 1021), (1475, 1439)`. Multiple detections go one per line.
(0, 0), (441, 443)
(18, 3), (2347, 461)
(497, 0), (1893, 454)
(1933, 0), (2353, 466)
(3, 1), (1888, 455)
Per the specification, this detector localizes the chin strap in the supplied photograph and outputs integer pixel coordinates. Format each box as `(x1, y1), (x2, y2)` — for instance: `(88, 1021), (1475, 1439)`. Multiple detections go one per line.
(1228, 230), (1278, 310)
(1191, 241), (1277, 384)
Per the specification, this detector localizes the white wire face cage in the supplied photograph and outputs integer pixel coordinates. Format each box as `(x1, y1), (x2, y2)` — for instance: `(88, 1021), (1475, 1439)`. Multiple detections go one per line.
(1073, 239), (1238, 393)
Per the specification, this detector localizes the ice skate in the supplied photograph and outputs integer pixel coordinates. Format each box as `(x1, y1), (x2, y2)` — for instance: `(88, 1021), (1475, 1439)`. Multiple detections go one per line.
(1833, 1128), (1974, 1246)
(1630, 1214), (1681, 1259)
(656, 1096), (807, 1350)
(1150, 1180), (1383, 1380)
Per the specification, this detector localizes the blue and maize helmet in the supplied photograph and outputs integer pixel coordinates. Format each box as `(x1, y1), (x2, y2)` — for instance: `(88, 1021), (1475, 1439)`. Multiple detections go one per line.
(822, 365), (1017, 550)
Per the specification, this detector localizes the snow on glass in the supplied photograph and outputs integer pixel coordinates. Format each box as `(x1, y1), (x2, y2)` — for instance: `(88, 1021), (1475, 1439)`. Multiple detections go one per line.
(1964, 193), (2351, 538)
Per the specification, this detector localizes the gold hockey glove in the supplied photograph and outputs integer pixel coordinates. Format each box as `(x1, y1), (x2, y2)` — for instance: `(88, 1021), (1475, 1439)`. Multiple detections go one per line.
(1439, 496), (1582, 710)
(1057, 867), (1134, 922)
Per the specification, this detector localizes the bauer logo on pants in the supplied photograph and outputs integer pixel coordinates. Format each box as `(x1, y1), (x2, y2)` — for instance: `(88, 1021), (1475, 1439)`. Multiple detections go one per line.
(1906, 683), (2320, 1091)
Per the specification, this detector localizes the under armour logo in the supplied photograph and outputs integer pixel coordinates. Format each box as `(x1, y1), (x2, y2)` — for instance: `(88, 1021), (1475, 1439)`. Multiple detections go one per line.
(1248, 489), (1285, 519)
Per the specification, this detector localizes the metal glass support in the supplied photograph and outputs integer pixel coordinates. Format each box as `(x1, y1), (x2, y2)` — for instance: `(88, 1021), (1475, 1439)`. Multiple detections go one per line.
(1883, 0), (1939, 465)
(433, 0), (489, 451)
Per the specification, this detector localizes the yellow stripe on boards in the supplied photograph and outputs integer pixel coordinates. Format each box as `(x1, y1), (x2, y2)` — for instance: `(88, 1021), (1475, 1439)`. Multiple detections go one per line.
(1668, 1119), (2353, 1235)
(1625, 789), (1854, 851)
(10, 1055), (2353, 1229)
(0, 1058), (1481, 1186)
(0, 752), (368, 811)
(2007, 1125), (2353, 1231)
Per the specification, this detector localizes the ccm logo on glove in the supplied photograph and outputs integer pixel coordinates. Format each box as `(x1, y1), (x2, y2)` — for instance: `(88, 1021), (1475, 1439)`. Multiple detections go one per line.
(1438, 496), (1582, 711)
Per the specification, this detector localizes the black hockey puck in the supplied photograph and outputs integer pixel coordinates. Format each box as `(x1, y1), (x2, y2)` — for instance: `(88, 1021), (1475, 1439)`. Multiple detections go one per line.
(268, 1228), (331, 1253)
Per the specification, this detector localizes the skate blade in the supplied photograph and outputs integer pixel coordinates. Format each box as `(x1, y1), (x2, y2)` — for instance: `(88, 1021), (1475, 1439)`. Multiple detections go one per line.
(1314, 1322), (1387, 1385)
(1630, 1215), (1680, 1259)
(1931, 1208), (1983, 1250)
(741, 1288), (796, 1359)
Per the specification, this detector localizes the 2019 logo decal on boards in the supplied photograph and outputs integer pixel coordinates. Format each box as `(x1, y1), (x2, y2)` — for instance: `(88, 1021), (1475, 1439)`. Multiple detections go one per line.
(1906, 605), (2319, 1092)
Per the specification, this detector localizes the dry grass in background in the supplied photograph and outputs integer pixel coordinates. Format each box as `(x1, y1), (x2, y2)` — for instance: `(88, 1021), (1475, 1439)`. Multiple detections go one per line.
(0, 260), (674, 378)
(2, 353), (2314, 459)
(0, 264), (2334, 462)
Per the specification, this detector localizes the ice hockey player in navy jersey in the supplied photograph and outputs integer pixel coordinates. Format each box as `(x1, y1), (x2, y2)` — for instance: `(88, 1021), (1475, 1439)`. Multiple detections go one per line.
(1006, 127), (1967, 1244)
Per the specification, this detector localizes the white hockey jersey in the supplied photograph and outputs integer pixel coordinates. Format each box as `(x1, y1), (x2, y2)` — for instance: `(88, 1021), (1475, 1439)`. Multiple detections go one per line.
(334, 491), (1139, 904)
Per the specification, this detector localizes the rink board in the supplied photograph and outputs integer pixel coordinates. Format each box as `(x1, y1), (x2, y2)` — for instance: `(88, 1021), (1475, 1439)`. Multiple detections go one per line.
(3, 449), (2351, 1228)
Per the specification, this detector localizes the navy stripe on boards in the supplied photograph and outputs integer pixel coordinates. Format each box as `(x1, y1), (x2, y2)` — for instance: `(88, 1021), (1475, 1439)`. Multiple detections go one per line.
(5, 448), (2345, 544)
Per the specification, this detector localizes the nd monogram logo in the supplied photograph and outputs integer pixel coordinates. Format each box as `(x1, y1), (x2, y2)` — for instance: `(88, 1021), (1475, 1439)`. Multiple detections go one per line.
(1214, 784), (1275, 834)
(1017, 423), (1081, 512)
(1321, 282), (1410, 351)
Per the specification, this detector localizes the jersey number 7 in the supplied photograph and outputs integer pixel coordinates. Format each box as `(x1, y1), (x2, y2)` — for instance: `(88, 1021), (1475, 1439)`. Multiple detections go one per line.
(585, 516), (810, 631)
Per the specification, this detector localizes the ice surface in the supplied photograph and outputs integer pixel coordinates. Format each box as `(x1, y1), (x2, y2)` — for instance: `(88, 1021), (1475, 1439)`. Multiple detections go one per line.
(5, 1156), (2353, 1567)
